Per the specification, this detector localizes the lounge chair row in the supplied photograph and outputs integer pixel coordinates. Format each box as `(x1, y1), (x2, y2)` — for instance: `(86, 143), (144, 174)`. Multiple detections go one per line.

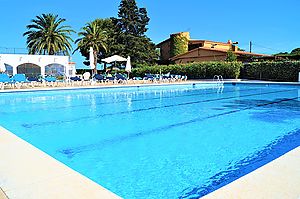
(0, 72), (129, 89)
(0, 72), (188, 90)
(141, 73), (187, 83)
(93, 73), (128, 84)
(0, 74), (61, 89)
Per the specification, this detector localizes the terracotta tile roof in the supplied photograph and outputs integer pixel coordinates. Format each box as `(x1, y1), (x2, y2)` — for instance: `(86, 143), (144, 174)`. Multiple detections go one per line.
(156, 38), (171, 46)
(189, 40), (231, 46)
(170, 47), (270, 61)
(157, 38), (232, 47)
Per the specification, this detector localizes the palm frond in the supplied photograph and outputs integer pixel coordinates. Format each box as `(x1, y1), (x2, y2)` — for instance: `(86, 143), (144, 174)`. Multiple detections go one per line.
(23, 13), (74, 55)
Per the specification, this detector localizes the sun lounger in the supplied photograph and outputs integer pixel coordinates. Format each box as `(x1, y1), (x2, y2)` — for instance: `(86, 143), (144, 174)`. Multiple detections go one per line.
(12, 74), (30, 88)
(44, 76), (57, 86)
(132, 76), (143, 84)
(133, 77), (143, 80)
(27, 77), (40, 82)
(162, 73), (171, 82)
(0, 74), (13, 89)
(70, 76), (81, 81)
(115, 73), (127, 84)
(27, 77), (42, 87)
(44, 76), (57, 82)
(94, 74), (105, 83)
(105, 74), (116, 84)
(69, 76), (82, 86)
(181, 75), (187, 81)
(143, 73), (155, 83)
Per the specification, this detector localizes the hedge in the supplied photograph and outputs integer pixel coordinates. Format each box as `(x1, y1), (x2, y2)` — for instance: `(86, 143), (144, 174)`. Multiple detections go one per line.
(243, 61), (300, 82)
(131, 61), (242, 79)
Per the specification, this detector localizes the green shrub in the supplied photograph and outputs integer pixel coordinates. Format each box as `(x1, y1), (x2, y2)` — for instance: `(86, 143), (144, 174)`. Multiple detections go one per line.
(131, 61), (242, 79)
(225, 50), (237, 62)
(243, 61), (300, 82)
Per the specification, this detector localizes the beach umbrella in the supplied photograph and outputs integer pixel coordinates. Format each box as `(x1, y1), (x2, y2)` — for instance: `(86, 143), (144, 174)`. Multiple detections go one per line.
(125, 56), (131, 79)
(102, 55), (127, 63)
(112, 67), (121, 71)
(89, 47), (95, 70)
(102, 55), (127, 71)
(0, 62), (5, 73)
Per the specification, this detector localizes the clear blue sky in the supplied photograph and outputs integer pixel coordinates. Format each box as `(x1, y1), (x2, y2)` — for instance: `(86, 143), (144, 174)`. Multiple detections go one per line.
(1, 0), (299, 67)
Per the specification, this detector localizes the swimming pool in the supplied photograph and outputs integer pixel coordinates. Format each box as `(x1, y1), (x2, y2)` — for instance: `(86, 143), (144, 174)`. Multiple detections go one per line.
(0, 83), (300, 198)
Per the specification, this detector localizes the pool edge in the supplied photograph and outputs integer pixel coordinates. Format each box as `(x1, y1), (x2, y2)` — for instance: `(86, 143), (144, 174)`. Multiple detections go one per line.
(202, 146), (300, 199)
(0, 80), (299, 94)
(0, 126), (122, 199)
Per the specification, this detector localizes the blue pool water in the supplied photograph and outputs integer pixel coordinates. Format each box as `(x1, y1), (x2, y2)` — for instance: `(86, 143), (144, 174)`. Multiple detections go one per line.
(1, 83), (300, 198)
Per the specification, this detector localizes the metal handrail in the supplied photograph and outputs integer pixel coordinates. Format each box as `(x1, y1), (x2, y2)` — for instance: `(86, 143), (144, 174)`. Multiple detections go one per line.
(213, 75), (224, 85)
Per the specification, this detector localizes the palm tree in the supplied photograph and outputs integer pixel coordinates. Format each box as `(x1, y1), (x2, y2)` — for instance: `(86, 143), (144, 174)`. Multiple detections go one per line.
(74, 20), (108, 74)
(23, 13), (75, 55)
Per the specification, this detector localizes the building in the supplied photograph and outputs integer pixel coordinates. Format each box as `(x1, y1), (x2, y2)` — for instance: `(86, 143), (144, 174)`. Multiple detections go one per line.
(0, 54), (76, 77)
(156, 32), (269, 64)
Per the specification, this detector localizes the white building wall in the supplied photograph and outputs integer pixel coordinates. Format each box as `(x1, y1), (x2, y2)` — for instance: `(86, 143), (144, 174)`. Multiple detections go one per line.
(0, 54), (74, 77)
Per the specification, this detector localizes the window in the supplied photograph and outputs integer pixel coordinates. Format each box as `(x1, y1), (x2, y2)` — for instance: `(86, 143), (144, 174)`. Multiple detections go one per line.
(4, 64), (13, 76)
(45, 64), (65, 77)
(17, 63), (41, 78)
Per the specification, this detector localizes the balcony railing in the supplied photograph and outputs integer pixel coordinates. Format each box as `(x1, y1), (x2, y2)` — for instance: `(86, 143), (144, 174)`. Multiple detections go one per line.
(0, 47), (28, 54)
(0, 47), (68, 55)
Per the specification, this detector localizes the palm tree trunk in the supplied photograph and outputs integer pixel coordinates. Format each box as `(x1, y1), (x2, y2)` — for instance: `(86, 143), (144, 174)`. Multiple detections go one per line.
(104, 63), (107, 72)
(93, 51), (97, 75)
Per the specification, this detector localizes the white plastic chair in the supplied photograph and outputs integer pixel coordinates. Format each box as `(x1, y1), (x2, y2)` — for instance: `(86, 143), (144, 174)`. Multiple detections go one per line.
(83, 72), (91, 81)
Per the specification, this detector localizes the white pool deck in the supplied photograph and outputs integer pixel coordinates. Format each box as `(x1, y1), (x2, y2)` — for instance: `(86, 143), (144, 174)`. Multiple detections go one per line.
(0, 81), (300, 199)
(203, 146), (300, 199)
(0, 126), (120, 199)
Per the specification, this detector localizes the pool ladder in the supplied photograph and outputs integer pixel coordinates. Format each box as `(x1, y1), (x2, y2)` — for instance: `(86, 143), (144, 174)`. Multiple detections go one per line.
(213, 75), (224, 86)
(213, 75), (224, 93)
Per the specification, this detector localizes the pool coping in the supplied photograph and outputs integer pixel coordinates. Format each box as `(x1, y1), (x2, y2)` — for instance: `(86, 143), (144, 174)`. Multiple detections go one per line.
(0, 80), (203, 93)
(202, 146), (300, 199)
(0, 187), (8, 199)
(0, 79), (299, 93)
(0, 126), (121, 199)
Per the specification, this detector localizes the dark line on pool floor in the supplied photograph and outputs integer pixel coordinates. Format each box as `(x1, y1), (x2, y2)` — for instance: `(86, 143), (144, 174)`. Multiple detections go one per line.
(59, 96), (299, 158)
(21, 88), (297, 129)
(178, 127), (300, 199)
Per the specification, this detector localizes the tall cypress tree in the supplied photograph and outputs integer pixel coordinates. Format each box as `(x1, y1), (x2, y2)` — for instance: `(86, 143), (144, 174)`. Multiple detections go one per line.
(115, 0), (157, 64)
(118, 0), (139, 35)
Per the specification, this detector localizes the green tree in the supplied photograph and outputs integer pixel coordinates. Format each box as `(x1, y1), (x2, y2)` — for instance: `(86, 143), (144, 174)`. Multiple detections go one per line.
(99, 18), (123, 60)
(74, 20), (108, 74)
(23, 14), (74, 55)
(226, 50), (237, 61)
(114, 0), (157, 64)
(275, 52), (289, 55)
(117, 0), (149, 36)
(291, 48), (300, 55)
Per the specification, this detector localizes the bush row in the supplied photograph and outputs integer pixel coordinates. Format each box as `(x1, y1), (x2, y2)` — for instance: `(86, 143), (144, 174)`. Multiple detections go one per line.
(243, 61), (300, 82)
(131, 61), (242, 79)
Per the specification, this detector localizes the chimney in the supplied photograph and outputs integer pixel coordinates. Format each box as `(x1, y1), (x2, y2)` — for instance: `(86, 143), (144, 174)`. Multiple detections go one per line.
(231, 45), (238, 51)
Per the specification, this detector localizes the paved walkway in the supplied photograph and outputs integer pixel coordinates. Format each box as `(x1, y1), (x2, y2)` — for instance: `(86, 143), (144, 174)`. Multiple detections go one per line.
(202, 146), (300, 199)
(0, 127), (121, 199)
(0, 188), (8, 199)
